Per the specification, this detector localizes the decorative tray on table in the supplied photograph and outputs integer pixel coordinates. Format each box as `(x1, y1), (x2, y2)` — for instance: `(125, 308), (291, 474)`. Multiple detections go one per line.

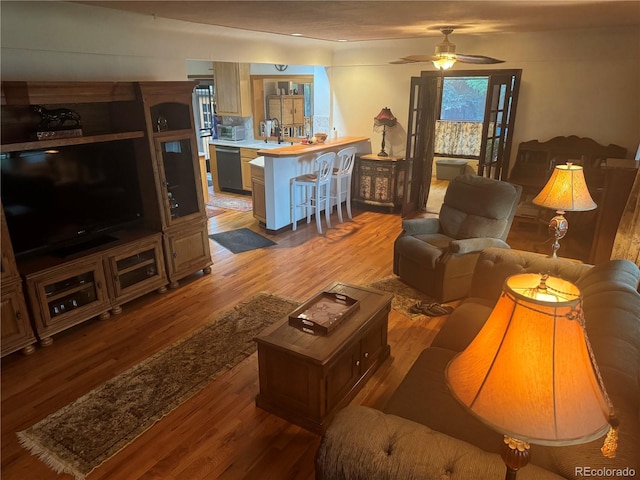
(288, 291), (360, 335)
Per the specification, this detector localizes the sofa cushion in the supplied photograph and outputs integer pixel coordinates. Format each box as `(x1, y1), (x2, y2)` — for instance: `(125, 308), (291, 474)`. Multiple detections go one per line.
(384, 347), (503, 454)
(316, 406), (566, 480)
(430, 297), (494, 352)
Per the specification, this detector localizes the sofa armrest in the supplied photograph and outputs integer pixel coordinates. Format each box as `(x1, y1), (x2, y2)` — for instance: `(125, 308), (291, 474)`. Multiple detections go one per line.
(315, 406), (566, 480)
(401, 217), (441, 235)
(449, 237), (510, 254)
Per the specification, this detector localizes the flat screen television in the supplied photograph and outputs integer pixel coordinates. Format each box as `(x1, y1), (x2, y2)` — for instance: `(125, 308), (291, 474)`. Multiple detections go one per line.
(1, 140), (144, 259)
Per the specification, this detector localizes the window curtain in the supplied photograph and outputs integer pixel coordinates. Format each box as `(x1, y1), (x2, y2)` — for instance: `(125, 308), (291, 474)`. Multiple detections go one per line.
(434, 120), (483, 157)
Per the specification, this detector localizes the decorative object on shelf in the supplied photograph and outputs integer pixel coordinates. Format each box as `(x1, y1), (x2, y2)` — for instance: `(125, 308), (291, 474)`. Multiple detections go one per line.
(373, 107), (397, 157)
(33, 105), (82, 139)
(274, 64), (288, 72)
(314, 132), (328, 144)
(156, 115), (168, 132)
(532, 162), (596, 258)
(446, 273), (616, 479)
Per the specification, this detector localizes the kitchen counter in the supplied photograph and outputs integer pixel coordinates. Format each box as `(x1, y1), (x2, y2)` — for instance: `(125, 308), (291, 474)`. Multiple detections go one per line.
(258, 137), (370, 157)
(257, 137), (372, 232)
(209, 138), (293, 150)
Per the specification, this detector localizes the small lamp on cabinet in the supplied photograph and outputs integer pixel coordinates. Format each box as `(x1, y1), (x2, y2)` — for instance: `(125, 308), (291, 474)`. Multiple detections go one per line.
(373, 107), (397, 157)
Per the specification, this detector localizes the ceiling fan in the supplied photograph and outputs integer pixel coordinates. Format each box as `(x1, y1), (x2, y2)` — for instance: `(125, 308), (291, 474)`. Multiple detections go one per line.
(391, 27), (504, 69)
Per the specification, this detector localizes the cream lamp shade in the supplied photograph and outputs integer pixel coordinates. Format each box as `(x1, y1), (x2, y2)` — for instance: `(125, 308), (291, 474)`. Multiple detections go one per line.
(446, 273), (612, 447)
(532, 163), (596, 258)
(533, 163), (596, 212)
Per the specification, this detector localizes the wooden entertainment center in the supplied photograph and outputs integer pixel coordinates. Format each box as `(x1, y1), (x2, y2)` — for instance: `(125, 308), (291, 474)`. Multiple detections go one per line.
(0, 81), (212, 356)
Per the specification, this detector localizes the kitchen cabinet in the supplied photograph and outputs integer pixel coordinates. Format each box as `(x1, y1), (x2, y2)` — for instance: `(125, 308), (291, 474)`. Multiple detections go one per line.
(251, 162), (266, 224)
(213, 62), (252, 117)
(267, 95), (305, 138)
(240, 147), (260, 191)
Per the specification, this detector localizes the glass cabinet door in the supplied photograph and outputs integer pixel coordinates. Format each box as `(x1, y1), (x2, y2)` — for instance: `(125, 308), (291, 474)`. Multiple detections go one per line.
(156, 135), (201, 225)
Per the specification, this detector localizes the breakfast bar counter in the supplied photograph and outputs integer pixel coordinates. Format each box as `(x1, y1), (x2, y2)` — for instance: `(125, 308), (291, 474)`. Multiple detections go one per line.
(257, 137), (372, 232)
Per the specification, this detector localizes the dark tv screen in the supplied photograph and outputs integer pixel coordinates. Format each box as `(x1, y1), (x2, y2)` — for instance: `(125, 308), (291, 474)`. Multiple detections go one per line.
(1, 140), (144, 259)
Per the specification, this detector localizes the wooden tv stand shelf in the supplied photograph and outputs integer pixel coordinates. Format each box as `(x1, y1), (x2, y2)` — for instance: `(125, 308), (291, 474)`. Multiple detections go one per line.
(0, 80), (212, 353)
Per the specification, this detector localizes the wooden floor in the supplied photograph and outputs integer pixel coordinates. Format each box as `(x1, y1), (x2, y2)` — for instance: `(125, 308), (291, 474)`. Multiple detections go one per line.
(1, 179), (563, 480)
(1, 190), (453, 480)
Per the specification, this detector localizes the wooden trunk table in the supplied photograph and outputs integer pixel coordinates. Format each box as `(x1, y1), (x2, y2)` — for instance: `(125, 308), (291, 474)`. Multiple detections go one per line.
(254, 281), (392, 434)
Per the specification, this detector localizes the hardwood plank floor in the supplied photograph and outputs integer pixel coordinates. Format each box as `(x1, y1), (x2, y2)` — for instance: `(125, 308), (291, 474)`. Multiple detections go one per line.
(1, 194), (448, 480)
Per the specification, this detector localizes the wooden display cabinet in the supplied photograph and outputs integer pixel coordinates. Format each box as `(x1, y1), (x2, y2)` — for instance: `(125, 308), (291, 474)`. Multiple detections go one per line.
(103, 233), (167, 314)
(25, 255), (111, 345)
(138, 82), (212, 287)
(213, 62), (252, 117)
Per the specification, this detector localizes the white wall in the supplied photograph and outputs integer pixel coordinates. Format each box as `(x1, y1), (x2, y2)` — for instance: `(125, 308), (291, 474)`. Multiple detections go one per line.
(2, 1), (639, 161)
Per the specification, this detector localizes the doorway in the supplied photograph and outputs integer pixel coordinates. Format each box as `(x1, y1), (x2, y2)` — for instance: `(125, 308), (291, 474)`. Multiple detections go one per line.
(402, 69), (522, 217)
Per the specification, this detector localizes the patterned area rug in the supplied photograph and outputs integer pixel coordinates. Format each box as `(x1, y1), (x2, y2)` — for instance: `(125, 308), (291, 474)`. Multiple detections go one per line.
(17, 293), (299, 480)
(368, 275), (447, 319)
(206, 205), (225, 218)
(207, 192), (252, 212)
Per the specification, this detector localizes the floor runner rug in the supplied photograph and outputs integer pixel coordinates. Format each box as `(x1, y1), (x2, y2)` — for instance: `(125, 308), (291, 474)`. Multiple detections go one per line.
(207, 192), (252, 212)
(17, 293), (299, 480)
(368, 275), (450, 319)
(209, 228), (276, 254)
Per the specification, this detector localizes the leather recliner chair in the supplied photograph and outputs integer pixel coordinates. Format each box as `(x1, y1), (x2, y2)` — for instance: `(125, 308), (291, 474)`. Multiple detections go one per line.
(393, 174), (522, 302)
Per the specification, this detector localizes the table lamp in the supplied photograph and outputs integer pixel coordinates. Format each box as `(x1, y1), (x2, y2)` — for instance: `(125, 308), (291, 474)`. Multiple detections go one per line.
(532, 162), (596, 258)
(373, 107), (397, 157)
(446, 273), (617, 479)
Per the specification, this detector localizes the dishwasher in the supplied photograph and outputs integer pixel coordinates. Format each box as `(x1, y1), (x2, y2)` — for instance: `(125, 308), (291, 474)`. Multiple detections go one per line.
(216, 145), (243, 193)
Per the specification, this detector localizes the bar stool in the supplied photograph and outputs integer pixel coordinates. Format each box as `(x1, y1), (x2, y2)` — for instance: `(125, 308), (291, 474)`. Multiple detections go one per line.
(290, 152), (335, 234)
(330, 146), (357, 223)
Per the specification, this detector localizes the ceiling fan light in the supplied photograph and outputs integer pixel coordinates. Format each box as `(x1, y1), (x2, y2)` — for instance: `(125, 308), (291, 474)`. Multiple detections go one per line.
(433, 54), (456, 70)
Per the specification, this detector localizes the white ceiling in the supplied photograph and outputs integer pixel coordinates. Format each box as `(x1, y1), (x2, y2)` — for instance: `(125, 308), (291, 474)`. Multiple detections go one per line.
(76, 1), (640, 42)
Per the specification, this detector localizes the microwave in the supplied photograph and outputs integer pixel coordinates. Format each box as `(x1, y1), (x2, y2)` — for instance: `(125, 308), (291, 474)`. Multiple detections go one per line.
(219, 125), (245, 141)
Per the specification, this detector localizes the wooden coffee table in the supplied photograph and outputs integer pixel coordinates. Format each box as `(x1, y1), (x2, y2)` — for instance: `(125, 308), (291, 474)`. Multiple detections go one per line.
(254, 281), (392, 434)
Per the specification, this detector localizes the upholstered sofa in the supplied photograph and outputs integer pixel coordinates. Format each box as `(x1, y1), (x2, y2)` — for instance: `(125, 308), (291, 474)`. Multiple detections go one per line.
(316, 248), (640, 480)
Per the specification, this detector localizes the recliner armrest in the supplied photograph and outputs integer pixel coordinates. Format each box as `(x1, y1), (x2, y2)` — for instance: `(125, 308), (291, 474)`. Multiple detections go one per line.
(401, 217), (441, 235)
(449, 237), (510, 254)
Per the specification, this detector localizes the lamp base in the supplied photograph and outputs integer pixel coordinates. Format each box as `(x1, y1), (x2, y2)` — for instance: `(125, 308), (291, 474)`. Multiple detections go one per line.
(548, 210), (568, 258)
(377, 150), (389, 157)
(501, 436), (531, 480)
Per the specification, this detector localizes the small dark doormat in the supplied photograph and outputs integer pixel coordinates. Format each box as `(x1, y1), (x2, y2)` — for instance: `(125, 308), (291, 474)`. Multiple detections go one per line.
(209, 228), (276, 254)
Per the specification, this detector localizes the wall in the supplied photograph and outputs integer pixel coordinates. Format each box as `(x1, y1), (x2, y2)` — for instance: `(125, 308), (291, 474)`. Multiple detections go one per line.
(2, 1), (639, 163)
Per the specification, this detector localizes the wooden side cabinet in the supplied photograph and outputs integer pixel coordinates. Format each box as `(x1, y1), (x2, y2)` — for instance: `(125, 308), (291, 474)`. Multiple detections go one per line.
(240, 147), (260, 192)
(163, 220), (212, 289)
(352, 154), (405, 212)
(1, 278), (36, 357)
(267, 95), (305, 137)
(254, 282), (392, 434)
(103, 233), (168, 314)
(26, 255), (111, 346)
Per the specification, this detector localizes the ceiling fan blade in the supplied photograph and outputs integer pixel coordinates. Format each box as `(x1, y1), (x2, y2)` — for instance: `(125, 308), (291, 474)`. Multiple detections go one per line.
(456, 54), (505, 64)
(399, 54), (438, 63)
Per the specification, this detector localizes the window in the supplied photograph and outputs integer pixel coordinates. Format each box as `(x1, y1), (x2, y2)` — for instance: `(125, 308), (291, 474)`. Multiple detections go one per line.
(435, 76), (489, 157)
